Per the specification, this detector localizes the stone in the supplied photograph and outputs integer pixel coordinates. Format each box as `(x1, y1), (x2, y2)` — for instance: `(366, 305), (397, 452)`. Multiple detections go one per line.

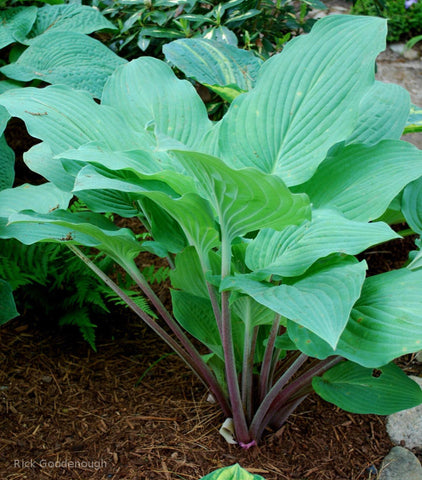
(386, 377), (422, 449)
(378, 446), (422, 480)
(404, 49), (421, 61)
(416, 351), (422, 363)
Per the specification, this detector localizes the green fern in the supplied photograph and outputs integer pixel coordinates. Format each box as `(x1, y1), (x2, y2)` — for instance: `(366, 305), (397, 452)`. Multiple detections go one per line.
(141, 265), (170, 285)
(100, 285), (157, 319)
(59, 307), (97, 351)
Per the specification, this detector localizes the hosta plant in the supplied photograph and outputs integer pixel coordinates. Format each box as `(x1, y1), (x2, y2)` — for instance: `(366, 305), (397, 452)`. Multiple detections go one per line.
(0, 15), (422, 447)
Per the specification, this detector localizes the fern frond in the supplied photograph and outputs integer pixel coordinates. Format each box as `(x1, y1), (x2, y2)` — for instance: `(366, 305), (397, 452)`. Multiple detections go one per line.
(99, 285), (157, 319)
(59, 307), (97, 351)
(141, 265), (170, 285)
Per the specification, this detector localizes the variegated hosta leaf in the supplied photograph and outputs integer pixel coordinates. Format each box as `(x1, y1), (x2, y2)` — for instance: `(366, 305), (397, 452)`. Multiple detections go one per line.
(345, 81), (410, 145)
(163, 38), (263, 92)
(221, 256), (367, 349)
(313, 361), (422, 414)
(174, 151), (311, 242)
(402, 176), (422, 234)
(299, 140), (422, 221)
(210, 15), (387, 186)
(102, 57), (212, 149)
(245, 209), (398, 278)
(404, 103), (422, 134)
(288, 268), (422, 367)
(200, 464), (265, 480)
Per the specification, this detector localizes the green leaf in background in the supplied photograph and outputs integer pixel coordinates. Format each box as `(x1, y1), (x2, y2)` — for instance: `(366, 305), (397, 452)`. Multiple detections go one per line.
(203, 26), (238, 46)
(1, 32), (126, 99)
(213, 15), (387, 186)
(299, 140), (422, 221)
(163, 38), (263, 92)
(170, 246), (209, 298)
(141, 191), (219, 259)
(0, 85), (151, 155)
(345, 81), (410, 145)
(289, 268), (422, 367)
(0, 7), (37, 49)
(0, 135), (15, 191)
(0, 279), (19, 325)
(404, 104), (422, 134)
(313, 362), (422, 414)
(223, 257), (367, 349)
(402, 176), (422, 234)
(200, 464), (266, 480)
(24, 4), (116, 42)
(102, 57), (211, 149)
(0, 182), (72, 218)
(245, 209), (398, 278)
(172, 290), (223, 359)
(176, 151), (311, 242)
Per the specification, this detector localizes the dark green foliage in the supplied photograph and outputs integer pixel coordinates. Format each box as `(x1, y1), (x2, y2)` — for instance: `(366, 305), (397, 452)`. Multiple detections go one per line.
(0, 239), (162, 349)
(89, 0), (322, 59)
(352, 0), (422, 42)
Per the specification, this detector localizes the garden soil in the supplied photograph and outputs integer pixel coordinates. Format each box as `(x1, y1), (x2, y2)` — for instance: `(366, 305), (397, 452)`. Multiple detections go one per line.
(2, 21), (422, 479)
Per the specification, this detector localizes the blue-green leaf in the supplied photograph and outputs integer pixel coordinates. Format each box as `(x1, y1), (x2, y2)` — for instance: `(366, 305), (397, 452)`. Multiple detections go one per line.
(313, 361), (422, 414)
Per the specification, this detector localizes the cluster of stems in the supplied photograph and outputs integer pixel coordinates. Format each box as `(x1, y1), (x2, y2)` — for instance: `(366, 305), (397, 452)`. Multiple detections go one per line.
(69, 243), (343, 446)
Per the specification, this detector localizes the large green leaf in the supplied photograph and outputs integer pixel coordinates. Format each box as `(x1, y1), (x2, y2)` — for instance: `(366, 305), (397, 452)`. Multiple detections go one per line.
(0, 182), (72, 218)
(175, 151), (311, 242)
(171, 289), (223, 359)
(0, 7), (37, 49)
(0, 210), (141, 267)
(0, 135), (15, 191)
(24, 4), (116, 42)
(289, 268), (422, 367)
(102, 57), (212, 149)
(211, 15), (387, 186)
(1, 32), (126, 99)
(0, 279), (19, 325)
(313, 361), (422, 414)
(163, 38), (263, 92)
(245, 209), (398, 278)
(200, 464), (265, 480)
(345, 81), (410, 145)
(170, 246), (209, 298)
(141, 191), (219, 259)
(0, 85), (151, 155)
(299, 140), (422, 222)
(402, 177), (422, 234)
(222, 257), (367, 349)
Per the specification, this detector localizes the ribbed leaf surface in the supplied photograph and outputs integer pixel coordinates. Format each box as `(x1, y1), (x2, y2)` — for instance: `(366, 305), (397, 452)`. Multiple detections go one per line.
(163, 38), (262, 91)
(0, 7), (37, 49)
(176, 151), (310, 242)
(300, 140), (422, 221)
(1, 32), (126, 98)
(102, 57), (211, 149)
(222, 257), (367, 348)
(245, 209), (398, 277)
(215, 15), (387, 186)
(313, 362), (422, 414)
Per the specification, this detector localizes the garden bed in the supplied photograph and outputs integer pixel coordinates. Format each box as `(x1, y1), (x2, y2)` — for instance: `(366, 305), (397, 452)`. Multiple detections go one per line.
(0, 233), (421, 480)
